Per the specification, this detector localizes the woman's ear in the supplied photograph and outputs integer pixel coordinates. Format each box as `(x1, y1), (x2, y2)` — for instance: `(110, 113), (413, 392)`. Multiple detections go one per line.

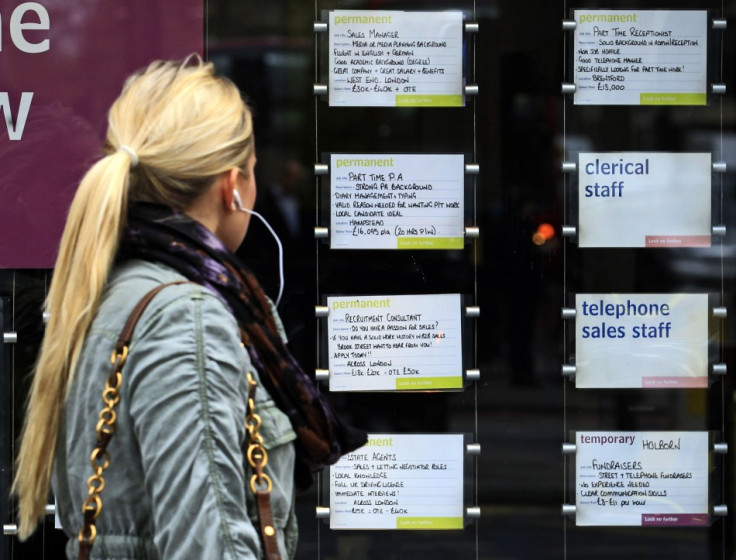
(219, 168), (241, 212)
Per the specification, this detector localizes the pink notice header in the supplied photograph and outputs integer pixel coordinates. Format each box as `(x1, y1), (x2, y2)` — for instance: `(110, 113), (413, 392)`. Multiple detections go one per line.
(642, 377), (709, 389)
(641, 513), (709, 527)
(645, 235), (711, 248)
(0, 1), (203, 268)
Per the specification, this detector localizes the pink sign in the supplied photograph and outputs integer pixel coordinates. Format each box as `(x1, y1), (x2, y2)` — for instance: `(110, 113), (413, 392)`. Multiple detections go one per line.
(642, 376), (709, 389)
(0, 1), (203, 268)
(641, 513), (709, 527)
(644, 235), (711, 248)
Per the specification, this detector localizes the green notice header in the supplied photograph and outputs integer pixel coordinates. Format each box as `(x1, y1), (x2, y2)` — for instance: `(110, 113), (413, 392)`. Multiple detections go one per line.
(579, 13), (638, 24)
(334, 14), (393, 25)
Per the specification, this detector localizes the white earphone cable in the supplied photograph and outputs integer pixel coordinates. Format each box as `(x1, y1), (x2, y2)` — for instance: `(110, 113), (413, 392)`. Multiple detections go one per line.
(238, 206), (285, 307)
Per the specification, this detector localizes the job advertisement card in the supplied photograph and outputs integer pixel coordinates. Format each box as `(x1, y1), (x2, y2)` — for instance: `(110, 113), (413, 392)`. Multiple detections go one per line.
(330, 154), (465, 250)
(327, 294), (463, 391)
(576, 431), (709, 526)
(574, 10), (708, 105)
(330, 433), (464, 530)
(578, 152), (711, 248)
(576, 294), (708, 389)
(329, 10), (464, 107)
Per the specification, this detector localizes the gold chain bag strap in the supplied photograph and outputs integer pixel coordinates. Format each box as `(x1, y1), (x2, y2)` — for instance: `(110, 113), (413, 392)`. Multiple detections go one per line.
(77, 281), (188, 560)
(245, 368), (281, 560)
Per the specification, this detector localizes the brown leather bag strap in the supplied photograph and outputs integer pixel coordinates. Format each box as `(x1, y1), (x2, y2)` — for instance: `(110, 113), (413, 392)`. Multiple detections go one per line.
(245, 368), (282, 560)
(115, 281), (190, 353)
(256, 491), (281, 560)
(78, 281), (191, 560)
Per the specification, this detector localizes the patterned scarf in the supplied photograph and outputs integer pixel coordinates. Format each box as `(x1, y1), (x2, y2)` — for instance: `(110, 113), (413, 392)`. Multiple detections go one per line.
(121, 202), (366, 490)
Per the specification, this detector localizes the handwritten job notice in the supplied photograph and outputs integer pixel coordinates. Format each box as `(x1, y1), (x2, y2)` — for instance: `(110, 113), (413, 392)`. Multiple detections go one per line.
(330, 154), (465, 250)
(327, 294), (463, 391)
(329, 10), (464, 107)
(574, 10), (708, 105)
(576, 431), (709, 526)
(331, 434), (465, 530)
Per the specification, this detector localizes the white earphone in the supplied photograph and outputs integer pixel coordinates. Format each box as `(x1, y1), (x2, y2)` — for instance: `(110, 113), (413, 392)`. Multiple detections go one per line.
(231, 189), (285, 307)
(232, 189), (244, 210)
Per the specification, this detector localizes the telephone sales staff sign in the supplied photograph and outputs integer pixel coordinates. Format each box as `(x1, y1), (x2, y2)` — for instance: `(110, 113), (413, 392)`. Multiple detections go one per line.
(575, 293), (709, 389)
(0, 1), (203, 268)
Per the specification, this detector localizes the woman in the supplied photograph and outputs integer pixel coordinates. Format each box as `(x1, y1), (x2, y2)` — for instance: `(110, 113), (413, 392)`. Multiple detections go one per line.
(12, 57), (365, 559)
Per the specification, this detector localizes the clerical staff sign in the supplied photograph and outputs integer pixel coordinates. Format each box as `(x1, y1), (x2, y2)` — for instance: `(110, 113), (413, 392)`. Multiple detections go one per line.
(578, 152), (711, 248)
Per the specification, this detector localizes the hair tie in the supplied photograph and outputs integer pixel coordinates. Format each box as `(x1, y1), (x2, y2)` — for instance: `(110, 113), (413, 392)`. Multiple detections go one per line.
(118, 145), (139, 168)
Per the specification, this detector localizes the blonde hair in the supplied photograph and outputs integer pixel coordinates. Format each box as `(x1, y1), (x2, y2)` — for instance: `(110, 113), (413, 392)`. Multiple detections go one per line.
(12, 56), (254, 539)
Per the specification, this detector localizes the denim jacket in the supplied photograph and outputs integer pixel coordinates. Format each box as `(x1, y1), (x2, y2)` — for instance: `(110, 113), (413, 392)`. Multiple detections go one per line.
(53, 260), (298, 559)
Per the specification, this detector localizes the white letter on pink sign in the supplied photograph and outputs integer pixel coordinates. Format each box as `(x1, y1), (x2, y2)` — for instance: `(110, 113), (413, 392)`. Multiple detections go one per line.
(1, 92), (34, 140)
(10, 2), (50, 53)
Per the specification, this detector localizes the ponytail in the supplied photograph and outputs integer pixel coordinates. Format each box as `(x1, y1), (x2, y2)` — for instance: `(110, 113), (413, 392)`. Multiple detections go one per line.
(12, 150), (132, 539)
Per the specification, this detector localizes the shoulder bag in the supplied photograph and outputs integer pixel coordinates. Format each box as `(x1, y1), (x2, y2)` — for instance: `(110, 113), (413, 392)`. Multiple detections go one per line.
(77, 282), (281, 560)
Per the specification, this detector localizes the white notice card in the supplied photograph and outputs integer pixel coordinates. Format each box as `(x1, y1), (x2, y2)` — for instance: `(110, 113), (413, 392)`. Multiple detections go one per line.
(576, 431), (709, 526)
(330, 154), (465, 250)
(329, 10), (464, 107)
(574, 10), (707, 105)
(578, 152), (711, 248)
(331, 433), (464, 530)
(327, 294), (462, 391)
(576, 294), (708, 389)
